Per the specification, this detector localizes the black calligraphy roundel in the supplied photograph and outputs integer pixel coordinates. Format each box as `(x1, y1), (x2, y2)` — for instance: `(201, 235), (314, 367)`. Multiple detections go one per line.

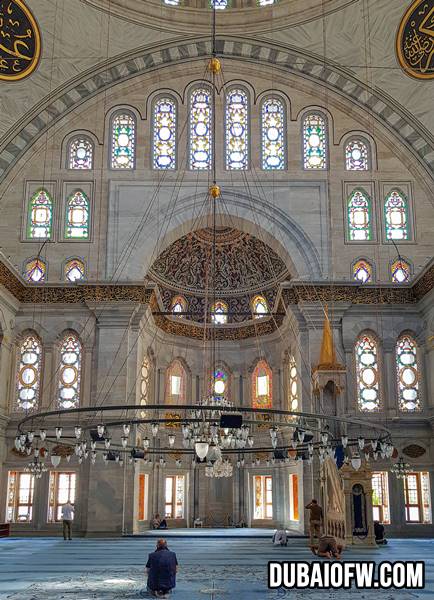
(0, 0), (41, 81)
(396, 0), (434, 80)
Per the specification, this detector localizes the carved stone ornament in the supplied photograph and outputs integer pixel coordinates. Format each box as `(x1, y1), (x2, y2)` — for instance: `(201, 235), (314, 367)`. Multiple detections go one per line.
(396, 0), (434, 80)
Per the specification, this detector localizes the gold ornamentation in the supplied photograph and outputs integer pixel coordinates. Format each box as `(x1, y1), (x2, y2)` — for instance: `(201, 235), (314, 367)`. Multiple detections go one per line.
(164, 412), (182, 428)
(209, 184), (221, 198)
(396, 0), (434, 80)
(208, 57), (221, 74)
(0, 0), (41, 81)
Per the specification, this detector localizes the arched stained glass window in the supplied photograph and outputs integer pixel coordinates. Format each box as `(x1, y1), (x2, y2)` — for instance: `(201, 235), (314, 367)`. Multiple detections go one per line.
(396, 334), (420, 412)
(25, 258), (46, 283)
(261, 97), (285, 170)
(27, 189), (53, 239)
(225, 88), (249, 170)
(57, 332), (82, 410)
(345, 139), (369, 171)
(303, 113), (327, 169)
(288, 354), (298, 411)
(353, 259), (373, 283)
(355, 333), (380, 412)
(110, 112), (136, 169)
(65, 190), (90, 239)
(166, 359), (186, 405)
(171, 296), (187, 316)
(16, 332), (42, 411)
(252, 295), (269, 318)
(189, 88), (212, 170)
(391, 258), (411, 283)
(347, 189), (372, 241)
(252, 359), (272, 409)
(65, 259), (85, 282)
(211, 301), (228, 324)
(213, 368), (228, 398)
(385, 190), (409, 240)
(210, 0), (228, 7)
(141, 355), (151, 406)
(68, 137), (93, 170)
(153, 97), (177, 170)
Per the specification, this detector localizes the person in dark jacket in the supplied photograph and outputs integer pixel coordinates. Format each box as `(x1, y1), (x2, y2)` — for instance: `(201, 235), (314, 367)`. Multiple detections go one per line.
(146, 539), (178, 598)
(374, 521), (388, 545)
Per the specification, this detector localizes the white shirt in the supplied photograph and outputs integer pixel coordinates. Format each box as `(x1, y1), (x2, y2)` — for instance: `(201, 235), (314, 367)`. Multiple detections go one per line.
(61, 504), (74, 520)
(273, 530), (287, 545)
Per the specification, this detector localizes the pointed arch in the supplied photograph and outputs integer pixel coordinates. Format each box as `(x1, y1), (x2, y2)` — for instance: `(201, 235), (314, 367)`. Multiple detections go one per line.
(396, 332), (421, 412)
(347, 188), (373, 241)
(152, 95), (177, 170)
(345, 137), (370, 171)
(57, 331), (82, 409)
(384, 189), (409, 241)
(302, 112), (327, 170)
(189, 86), (212, 170)
(24, 257), (46, 283)
(16, 331), (43, 411)
(165, 358), (188, 405)
(64, 258), (86, 282)
(64, 190), (90, 239)
(67, 135), (94, 170)
(252, 358), (272, 409)
(352, 258), (374, 283)
(260, 95), (286, 170)
(225, 87), (249, 170)
(26, 188), (53, 240)
(354, 331), (381, 412)
(110, 110), (136, 169)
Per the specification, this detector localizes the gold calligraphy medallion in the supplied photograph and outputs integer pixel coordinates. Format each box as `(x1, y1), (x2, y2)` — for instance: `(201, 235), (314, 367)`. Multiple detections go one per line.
(0, 0), (41, 81)
(397, 0), (434, 79)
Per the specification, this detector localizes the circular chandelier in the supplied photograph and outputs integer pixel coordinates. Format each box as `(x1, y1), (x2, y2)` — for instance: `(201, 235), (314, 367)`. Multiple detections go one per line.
(390, 455), (412, 479)
(15, 403), (395, 478)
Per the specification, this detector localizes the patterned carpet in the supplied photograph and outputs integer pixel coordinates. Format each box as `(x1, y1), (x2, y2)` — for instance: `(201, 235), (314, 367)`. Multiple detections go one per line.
(0, 537), (432, 599)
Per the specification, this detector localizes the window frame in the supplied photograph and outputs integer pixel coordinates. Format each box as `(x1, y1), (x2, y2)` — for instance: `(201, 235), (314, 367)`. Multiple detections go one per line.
(344, 136), (371, 171)
(164, 474), (186, 519)
(383, 188), (411, 243)
(371, 471), (390, 524)
(259, 95), (287, 171)
(396, 332), (421, 412)
(403, 472), (431, 524)
(151, 94), (178, 171)
(253, 474), (273, 520)
(301, 110), (328, 171)
(224, 85), (250, 171)
(346, 187), (374, 243)
(188, 84), (213, 171)
(354, 331), (382, 412)
(108, 109), (137, 171)
(47, 471), (77, 523)
(25, 187), (54, 241)
(66, 134), (94, 171)
(7, 471), (35, 523)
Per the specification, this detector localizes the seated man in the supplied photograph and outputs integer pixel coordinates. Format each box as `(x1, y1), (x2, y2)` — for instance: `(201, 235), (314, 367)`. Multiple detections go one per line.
(146, 538), (178, 598)
(272, 527), (288, 546)
(151, 514), (168, 530)
(314, 534), (343, 560)
(374, 520), (388, 545)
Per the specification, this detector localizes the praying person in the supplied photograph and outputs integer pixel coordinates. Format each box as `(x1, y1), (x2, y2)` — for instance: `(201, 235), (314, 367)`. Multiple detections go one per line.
(146, 538), (178, 598)
(272, 527), (288, 546)
(61, 501), (74, 540)
(314, 534), (343, 560)
(305, 499), (323, 549)
(152, 513), (168, 530)
(374, 520), (388, 545)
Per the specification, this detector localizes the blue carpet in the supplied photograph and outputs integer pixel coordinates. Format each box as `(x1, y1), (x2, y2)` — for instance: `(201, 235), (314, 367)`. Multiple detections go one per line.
(0, 537), (432, 599)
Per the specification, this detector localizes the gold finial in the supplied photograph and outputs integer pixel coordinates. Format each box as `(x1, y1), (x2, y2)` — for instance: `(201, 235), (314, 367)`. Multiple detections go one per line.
(208, 57), (221, 74)
(209, 184), (221, 198)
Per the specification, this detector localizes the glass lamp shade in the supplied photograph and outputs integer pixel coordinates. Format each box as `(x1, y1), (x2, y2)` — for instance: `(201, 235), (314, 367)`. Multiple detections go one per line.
(206, 443), (222, 463)
(168, 434), (175, 447)
(123, 424), (131, 436)
(51, 455), (61, 467)
(151, 423), (159, 437)
(97, 424), (105, 438)
(358, 437), (365, 450)
(28, 431), (35, 443)
(74, 426), (82, 439)
(351, 455), (362, 470)
(341, 435), (348, 448)
(143, 437), (150, 449)
(195, 441), (209, 460)
(55, 427), (63, 440)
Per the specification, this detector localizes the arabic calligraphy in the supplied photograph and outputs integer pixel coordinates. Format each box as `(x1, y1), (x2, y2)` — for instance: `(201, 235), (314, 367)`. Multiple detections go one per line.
(0, 0), (40, 81)
(397, 0), (434, 79)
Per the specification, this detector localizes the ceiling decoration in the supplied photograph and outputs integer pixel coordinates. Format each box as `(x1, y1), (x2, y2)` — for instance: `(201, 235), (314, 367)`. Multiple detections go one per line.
(396, 0), (434, 80)
(0, 0), (41, 82)
(80, 0), (357, 34)
(148, 227), (290, 296)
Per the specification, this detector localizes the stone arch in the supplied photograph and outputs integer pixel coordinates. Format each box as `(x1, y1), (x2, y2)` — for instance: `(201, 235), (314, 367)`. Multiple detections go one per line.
(0, 36), (433, 189)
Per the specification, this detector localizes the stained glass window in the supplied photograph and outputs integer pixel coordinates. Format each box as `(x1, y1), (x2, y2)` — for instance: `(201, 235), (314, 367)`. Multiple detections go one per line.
(288, 355), (298, 411)
(391, 258), (411, 283)
(165, 359), (186, 405)
(65, 190), (90, 239)
(213, 369), (228, 398)
(303, 113), (327, 169)
(16, 332), (42, 411)
(211, 301), (228, 324)
(171, 296), (187, 316)
(27, 189), (53, 239)
(355, 333), (380, 412)
(210, 0), (228, 8)
(110, 112), (136, 169)
(345, 139), (369, 171)
(385, 190), (409, 240)
(347, 189), (372, 241)
(68, 137), (93, 170)
(64, 259), (85, 282)
(261, 97), (285, 170)
(353, 259), (373, 283)
(153, 97), (177, 170)
(25, 258), (46, 283)
(396, 334), (420, 412)
(252, 359), (272, 409)
(58, 332), (82, 409)
(189, 88), (212, 170)
(225, 88), (249, 170)
(141, 356), (150, 406)
(252, 295), (268, 318)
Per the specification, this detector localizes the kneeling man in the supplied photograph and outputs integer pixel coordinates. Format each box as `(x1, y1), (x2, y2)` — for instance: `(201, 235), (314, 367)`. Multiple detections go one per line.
(146, 538), (178, 598)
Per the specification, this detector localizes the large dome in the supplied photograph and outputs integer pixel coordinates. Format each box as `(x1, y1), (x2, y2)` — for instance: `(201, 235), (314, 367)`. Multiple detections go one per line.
(148, 227), (289, 296)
